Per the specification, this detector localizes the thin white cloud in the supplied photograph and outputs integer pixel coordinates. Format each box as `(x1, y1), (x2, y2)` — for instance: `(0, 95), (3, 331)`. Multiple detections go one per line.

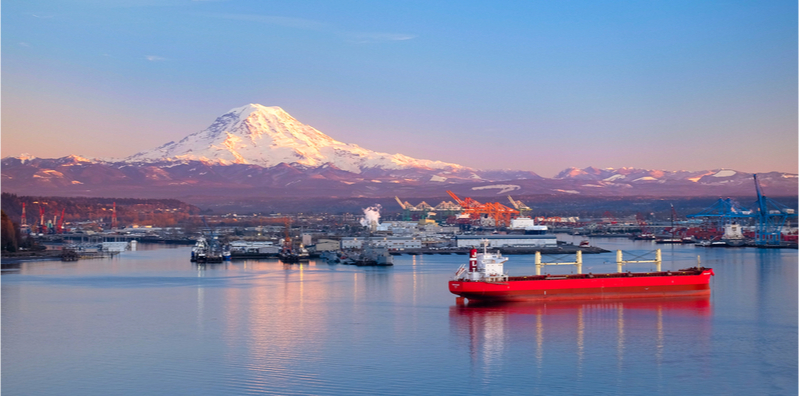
(196, 13), (327, 30)
(146, 55), (166, 61)
(31, 14), (54, 19)
(196, 12), (415, 44)
(347, 32), (416, 44)
(19, 42), (31, 47)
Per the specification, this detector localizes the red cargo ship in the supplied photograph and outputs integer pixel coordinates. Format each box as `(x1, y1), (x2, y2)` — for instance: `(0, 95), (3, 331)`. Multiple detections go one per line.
(449, 246), (713, 303)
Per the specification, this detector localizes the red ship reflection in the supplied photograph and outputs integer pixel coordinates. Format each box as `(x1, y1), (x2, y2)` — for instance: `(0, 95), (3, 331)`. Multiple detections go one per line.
(451, 294), (711, 317)
(449, 295), (712, 373)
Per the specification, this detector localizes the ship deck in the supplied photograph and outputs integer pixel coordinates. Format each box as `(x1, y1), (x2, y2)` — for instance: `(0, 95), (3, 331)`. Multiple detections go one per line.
(506, 267), (711, 282)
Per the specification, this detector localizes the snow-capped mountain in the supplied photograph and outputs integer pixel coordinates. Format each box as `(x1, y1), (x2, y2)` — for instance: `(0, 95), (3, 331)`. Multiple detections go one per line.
(1, 105), (796, 199)
(554, 166), (745, 183)
(127, 104), (465, 174)
(552, 166), (797, 188)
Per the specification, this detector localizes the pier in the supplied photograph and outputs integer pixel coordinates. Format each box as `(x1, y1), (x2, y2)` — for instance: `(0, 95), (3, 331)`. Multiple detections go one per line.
(388, 245), (608, 256)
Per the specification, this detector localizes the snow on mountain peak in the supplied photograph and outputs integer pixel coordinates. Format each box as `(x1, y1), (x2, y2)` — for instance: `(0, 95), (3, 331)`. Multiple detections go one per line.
(126, 104), (466, 173)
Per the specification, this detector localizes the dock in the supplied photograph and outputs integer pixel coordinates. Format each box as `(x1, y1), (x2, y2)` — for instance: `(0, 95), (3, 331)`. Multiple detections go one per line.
(388, 245), (608, 256)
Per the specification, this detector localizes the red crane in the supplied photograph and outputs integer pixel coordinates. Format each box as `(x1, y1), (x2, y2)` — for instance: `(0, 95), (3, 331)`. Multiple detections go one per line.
(38, 204), (46, 233)
(56, 208), (66, 234)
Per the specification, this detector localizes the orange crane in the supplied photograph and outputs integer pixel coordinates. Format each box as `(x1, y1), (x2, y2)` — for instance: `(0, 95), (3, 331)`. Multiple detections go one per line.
(446, 191), (519, 227)
(111, 202), (118, 229)
(259, 216), (293, 251)
(282, 217), (292, 252)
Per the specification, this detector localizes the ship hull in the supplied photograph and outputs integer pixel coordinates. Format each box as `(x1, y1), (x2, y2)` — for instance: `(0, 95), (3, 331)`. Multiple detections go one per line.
(449, 269), (713, 302)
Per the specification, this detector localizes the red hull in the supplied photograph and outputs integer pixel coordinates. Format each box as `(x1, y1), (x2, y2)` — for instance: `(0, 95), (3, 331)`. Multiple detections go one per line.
(450, 268), (714, 302)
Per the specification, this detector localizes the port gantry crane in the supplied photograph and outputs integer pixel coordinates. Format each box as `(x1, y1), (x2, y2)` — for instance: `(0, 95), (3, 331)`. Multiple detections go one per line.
(507, 195), (532, 217)
(395, 197), (409, 221)
(446, 190), (519, 227)
(753, 174), (796, 246)
(686, 175), (797, 246)
(686, 197), (753, 237)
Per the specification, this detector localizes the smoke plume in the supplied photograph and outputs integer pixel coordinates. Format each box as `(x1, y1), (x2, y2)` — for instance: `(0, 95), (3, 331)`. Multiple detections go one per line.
(360, 205), (381, 228)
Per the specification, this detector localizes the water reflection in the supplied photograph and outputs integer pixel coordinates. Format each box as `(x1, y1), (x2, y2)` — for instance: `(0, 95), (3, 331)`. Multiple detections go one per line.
(450, 296), (712, 376)
(0, 262), (23, 274)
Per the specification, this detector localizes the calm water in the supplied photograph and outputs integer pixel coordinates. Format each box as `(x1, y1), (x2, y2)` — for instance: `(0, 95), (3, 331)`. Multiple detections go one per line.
(2, 237), (797, 395)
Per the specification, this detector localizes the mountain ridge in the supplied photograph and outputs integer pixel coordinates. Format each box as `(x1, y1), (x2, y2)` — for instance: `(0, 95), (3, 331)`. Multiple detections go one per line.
(2, 104), (796, 199)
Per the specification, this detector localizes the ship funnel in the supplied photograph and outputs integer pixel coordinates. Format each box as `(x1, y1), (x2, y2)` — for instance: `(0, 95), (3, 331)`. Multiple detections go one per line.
(469, 248), (478, 272)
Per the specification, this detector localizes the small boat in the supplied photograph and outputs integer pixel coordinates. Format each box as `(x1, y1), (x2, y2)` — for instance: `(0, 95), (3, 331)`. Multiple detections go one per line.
(655, 237), (683, 244)
(695, 240), (728, 248)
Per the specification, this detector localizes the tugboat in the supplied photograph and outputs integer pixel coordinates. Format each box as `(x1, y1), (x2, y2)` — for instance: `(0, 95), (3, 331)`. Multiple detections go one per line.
(278, 244), (309, 263)
(449, 243), (714, 303)
(191, 237), (208, 262)
(191, 236), (224, 263)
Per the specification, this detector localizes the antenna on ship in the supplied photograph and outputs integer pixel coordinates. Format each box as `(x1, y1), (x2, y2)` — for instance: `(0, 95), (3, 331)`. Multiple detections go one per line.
(697, 255), (701, 270)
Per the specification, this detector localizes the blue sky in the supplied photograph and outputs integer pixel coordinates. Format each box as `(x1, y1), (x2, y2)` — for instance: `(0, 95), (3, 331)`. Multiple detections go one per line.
(2, 0), (797, 177)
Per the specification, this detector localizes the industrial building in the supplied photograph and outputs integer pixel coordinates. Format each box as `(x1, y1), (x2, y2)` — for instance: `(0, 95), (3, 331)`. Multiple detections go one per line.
(314, 239), (340, 252)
